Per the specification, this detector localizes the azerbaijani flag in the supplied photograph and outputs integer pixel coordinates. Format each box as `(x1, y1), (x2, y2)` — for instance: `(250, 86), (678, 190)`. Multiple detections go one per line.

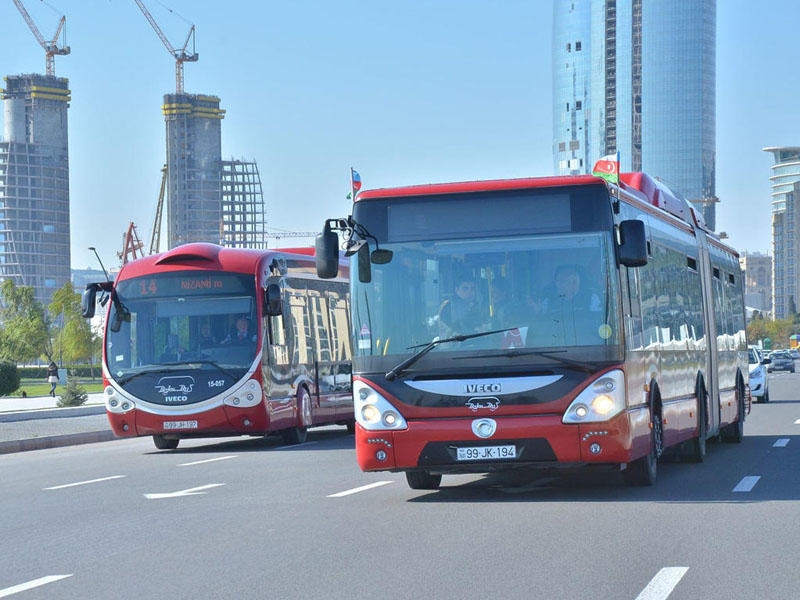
(351, 168), (362, 192)
(592, 152), (620, 184)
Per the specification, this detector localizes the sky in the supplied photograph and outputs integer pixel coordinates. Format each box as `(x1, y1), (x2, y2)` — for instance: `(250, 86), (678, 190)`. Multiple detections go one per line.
(1, 0), (798, 272)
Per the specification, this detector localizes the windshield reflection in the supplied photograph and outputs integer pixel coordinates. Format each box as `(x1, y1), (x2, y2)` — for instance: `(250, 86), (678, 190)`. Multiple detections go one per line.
(351, 232), (620, 365)
(105, 272), (258, 381)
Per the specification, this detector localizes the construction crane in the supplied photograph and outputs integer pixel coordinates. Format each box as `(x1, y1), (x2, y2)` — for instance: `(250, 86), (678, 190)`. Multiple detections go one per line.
(119, 222), (146, 265)
(266, 231), (317, 243)
(133, 0), (198, 94)
(149, 164), (168, 255)
(12, 0), (70, 77)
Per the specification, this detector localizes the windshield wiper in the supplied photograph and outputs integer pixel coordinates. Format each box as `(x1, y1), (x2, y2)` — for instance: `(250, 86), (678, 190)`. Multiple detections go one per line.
(385, 328), (517, 381)
(459, 348), (598, 373)
(116, 360), (240, 385)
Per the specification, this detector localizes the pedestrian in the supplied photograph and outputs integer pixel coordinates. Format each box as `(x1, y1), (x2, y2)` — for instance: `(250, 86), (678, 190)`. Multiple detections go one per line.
(47, 361), (59, 397)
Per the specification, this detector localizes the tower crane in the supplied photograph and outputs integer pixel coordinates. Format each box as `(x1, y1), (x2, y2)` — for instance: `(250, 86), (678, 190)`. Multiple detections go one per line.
(266, 231), (317, 243)
(119, 222), (146, 265)
(133, 0), (198, 94)
(11, 0), (70, 77)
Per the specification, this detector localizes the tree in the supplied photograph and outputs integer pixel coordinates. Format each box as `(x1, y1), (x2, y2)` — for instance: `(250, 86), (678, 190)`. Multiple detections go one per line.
(49, 282), (96, 366)
(0, 280), (51, 363)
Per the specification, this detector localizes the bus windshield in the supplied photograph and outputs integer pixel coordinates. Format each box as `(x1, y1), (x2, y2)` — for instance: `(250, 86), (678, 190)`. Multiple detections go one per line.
(351, 186), (622, 374)
(105, 271), (259, 383)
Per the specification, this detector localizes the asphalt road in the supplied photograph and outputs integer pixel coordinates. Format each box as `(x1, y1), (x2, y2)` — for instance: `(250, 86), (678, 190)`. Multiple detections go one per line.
(1, 374), (798, 600)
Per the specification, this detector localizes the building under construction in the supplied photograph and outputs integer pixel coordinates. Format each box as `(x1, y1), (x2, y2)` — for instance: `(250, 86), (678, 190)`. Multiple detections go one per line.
(0, 73), (71, 305)
(161, 93), (267, 250)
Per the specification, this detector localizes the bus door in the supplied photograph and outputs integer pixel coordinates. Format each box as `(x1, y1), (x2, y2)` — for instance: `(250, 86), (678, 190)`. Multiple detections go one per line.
(695, 233), (720, 434)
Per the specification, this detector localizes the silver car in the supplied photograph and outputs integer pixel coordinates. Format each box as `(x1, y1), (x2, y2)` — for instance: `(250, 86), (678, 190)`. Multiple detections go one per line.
(767, 350), (795, 373)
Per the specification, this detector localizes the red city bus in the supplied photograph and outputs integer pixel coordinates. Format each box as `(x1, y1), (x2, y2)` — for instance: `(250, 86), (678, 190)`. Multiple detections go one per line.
(315, 172), (748, 488)
(82, 243), (352, 449)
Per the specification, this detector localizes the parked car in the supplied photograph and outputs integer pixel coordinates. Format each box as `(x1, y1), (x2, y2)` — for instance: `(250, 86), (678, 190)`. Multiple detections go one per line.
(748, 345), (770, 403)
(790, 348), (800, 360)
(767, 350), (795, 373)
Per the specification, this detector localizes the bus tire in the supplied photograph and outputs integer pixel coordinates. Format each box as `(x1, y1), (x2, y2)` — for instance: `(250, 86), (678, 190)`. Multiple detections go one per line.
(153, 435), (179, 450)
(721, 381), (745, 443)
(624, 397), (661, 486)
(685, 382), (708, 463)
(281, 387), (310, 445)
(405, 470), (442, 490)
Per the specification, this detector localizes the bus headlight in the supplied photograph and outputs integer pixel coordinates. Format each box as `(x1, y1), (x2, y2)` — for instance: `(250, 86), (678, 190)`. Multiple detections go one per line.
(563, 370), (625, 424)
(353, 380), (408, 431)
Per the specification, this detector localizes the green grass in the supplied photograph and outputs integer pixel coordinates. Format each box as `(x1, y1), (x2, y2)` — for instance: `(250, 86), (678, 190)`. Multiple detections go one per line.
(13, 379), (104, 398)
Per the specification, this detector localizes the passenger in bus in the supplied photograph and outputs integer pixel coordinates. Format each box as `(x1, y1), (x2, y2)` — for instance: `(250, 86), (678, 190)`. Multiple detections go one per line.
(223, 315), (256, 345)
(197, 322), (217, 348)
(532, 264), (602, 345)
(437, 273), (488, 337)
(537, 264), (601, 315)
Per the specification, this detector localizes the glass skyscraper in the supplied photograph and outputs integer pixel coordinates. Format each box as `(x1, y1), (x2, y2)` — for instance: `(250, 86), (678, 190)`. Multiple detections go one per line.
(553, 0), (717, 229)
(764, 147), (800, 320)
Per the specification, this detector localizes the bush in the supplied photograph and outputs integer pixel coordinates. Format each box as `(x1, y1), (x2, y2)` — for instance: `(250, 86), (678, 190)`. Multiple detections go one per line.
(57, 378), (88, 407)
(0, 361), (21, 396)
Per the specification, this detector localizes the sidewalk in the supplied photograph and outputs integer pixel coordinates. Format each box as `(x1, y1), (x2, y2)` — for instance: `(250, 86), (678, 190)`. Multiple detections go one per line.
(0, 392), (115, 454)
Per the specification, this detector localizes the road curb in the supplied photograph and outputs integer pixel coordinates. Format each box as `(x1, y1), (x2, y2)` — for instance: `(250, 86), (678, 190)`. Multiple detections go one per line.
(0, 430), (118, 454)
(0, 404), (106, 422)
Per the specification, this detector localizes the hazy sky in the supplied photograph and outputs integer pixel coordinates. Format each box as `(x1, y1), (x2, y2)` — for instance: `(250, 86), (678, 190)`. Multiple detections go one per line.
(1, 1), (796, 271)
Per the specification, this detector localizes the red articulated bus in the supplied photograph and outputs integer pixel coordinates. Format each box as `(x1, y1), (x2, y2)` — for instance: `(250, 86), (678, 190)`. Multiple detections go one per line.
(315, 172), (748, 488)
(82, 243), (352, 450)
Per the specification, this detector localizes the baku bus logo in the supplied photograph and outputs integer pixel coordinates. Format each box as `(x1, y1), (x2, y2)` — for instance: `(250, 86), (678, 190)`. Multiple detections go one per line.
(155, 376), (195, 403)
(465, 397), (501, 412)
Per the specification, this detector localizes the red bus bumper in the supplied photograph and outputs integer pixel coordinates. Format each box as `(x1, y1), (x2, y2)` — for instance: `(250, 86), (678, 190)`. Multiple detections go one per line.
(106, 403), (269, 438)
(355, 410), (648, 473)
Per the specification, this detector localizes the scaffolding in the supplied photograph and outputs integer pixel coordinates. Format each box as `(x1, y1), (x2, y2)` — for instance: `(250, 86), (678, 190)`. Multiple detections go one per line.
(221, 159), (267, 249)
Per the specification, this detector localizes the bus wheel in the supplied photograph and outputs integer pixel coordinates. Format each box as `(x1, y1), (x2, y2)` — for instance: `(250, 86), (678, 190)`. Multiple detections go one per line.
(153, 435), (179, 450)
(624, 404), (661, 486)
(684, 385), (708, 463)
(721, 384), (745, 443)
(281, 388), (310, 445)
(406, 471), (442, 490)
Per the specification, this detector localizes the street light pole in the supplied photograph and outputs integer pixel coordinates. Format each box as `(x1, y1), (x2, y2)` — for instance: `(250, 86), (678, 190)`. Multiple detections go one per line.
(88, 246), (110, 281)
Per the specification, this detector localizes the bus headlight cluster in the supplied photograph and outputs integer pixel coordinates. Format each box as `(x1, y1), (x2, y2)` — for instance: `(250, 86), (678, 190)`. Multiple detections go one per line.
(224, 379), (262, 408)
(562, 370), (625, 424)
(354, 380), (407, 431)
(105, 385), (135, 414)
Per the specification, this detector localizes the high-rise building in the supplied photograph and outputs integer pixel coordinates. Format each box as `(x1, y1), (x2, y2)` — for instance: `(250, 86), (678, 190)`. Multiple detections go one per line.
(0, 74), (71, 305)
(163, 93), (225, 248)
(739, 251), (772, 318)
(162, 93), (266, 250)
(764, 146), (800, 320)
(553, 0), (717, 229)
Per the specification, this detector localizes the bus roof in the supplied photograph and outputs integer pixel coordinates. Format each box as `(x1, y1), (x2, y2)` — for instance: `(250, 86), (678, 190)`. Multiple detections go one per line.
(353, 174), (604, 201)
(353, 172), (723, 244)
(116, 243), (318, 279)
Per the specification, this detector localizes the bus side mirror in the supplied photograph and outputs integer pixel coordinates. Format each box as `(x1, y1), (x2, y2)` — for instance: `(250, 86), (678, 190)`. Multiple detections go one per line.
(82, 285), (97, 318)
(316, 226), (339, 279)
(264, 283), (282, 316)
(618, 220), (648, 267)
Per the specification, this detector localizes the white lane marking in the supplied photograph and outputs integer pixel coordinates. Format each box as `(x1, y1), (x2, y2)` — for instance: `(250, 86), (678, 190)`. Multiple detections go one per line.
(275, 441), (318, 450)
(44, 475), (126, 490)
(178, 456), (237, 467)
(635, 567), (689, 600)
(773, 438), (790, 447)
(144, 483), (225, 499)
(328, 481), (393, 498)
(733, 475), (761, 492)
(0, 574), (72, 598)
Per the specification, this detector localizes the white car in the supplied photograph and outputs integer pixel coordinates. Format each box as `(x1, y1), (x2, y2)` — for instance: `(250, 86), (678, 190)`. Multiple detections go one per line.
(748, 345), (770, 403)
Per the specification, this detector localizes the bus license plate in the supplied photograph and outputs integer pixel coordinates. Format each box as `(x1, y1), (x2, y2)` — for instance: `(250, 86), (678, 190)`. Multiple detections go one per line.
(456, 445), (516, 461)
(163, 420), (198, 430)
